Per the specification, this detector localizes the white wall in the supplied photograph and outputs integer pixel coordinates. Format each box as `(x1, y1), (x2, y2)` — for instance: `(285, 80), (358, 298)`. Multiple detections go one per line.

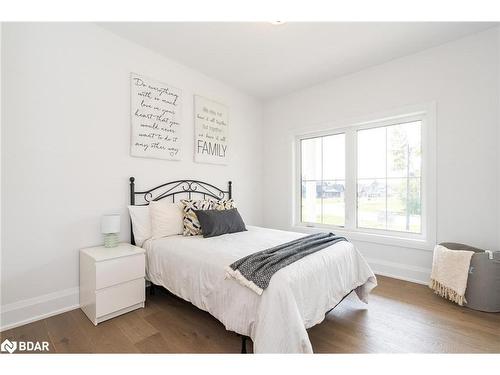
(0, 23), (264, 330)
(263, 28), (500, 283)
(0, 23), (3, 319)
(497, 27), (500, 256)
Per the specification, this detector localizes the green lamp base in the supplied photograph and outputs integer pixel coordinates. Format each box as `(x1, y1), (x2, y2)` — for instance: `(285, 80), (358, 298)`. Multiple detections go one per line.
(103, 233), (119, 248)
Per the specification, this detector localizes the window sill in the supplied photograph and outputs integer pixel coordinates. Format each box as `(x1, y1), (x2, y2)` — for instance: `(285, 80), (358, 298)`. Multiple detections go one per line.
(291, 224), (434, 251)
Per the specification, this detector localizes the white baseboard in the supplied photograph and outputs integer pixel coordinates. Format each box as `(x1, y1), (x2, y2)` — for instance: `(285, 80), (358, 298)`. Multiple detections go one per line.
(0, 287), (79, 332)
(366, 257), (431, 285)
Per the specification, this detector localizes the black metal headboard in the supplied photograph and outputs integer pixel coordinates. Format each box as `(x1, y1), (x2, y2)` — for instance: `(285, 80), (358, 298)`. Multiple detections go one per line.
(129, 177), (232, 245)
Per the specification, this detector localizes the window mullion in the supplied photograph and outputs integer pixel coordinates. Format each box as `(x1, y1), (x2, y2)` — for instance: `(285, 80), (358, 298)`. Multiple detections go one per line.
(344, 129), (356, 230)
(385, 127), (388, 230)
(320, 137), (324, 224)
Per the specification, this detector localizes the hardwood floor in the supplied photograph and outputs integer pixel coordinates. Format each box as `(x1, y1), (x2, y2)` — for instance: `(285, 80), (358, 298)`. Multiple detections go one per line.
(2, 275), (499, 353)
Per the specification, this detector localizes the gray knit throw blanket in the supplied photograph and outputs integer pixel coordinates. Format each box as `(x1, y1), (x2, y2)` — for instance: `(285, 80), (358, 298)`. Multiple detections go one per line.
(225, 232), (347, 295)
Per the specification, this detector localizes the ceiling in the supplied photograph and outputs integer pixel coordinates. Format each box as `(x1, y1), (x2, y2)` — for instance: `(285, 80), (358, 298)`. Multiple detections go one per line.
(99, 22), (497, 99)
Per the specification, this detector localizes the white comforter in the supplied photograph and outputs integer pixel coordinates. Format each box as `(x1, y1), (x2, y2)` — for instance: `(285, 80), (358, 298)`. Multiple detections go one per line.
(143, 226), (377, 353)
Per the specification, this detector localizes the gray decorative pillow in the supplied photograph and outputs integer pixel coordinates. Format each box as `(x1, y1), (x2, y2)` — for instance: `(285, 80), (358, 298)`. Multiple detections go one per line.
(181, 199), (214, 236)
(194, 208), (247, 238)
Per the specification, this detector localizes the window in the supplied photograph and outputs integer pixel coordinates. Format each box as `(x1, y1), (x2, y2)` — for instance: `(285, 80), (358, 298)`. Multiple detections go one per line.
(296, 108), (433, 245)
(301, 133), (345, 226)
(357, 121), (421, 233)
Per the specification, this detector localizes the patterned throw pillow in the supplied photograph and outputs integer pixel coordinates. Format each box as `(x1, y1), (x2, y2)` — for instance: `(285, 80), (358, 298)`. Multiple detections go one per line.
(214, 199), (235, 210)
(181, 199), (214, 236)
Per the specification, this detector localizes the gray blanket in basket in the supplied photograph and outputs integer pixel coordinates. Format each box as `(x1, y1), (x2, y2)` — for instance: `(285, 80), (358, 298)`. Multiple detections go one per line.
(225, 232), (347, 295)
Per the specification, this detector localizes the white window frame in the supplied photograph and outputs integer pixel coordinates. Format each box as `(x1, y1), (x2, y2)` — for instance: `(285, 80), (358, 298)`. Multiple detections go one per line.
(293, 103), (436, 251)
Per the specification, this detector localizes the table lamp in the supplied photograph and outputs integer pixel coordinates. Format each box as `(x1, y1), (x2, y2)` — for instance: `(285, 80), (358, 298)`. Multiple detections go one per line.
(101, 214), (120, 248)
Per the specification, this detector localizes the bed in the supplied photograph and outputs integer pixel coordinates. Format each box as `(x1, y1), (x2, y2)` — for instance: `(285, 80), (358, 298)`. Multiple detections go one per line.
(129, 177), (377, 353)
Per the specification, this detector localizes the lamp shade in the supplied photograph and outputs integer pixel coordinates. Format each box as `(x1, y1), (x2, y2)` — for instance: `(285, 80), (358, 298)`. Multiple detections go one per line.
(101, 214), (120, 234)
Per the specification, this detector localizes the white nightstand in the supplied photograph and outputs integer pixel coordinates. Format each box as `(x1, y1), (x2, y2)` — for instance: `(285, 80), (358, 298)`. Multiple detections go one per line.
(79, 243), (145, 325)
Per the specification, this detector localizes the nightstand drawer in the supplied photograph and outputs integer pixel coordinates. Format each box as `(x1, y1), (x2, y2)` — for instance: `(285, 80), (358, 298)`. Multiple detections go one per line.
(95, 254), (145, 289)
(95, 278), (145, 318)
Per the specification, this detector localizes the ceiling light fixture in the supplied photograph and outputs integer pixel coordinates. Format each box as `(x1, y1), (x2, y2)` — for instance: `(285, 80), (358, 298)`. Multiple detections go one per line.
(270, 21), (286, 25)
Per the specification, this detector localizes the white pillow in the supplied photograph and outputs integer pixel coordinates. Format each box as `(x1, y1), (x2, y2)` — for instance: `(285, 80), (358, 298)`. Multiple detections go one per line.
(128, 205), (152, 247)
(149, 200), (184, 239)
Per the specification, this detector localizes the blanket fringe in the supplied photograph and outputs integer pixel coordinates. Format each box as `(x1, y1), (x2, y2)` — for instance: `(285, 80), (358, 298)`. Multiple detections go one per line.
(225, 267), (264, 295)
(429, 278), (467, 306)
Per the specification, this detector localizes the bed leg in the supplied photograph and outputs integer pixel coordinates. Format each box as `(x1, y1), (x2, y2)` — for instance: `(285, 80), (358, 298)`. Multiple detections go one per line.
(149, 284), (155, 296)
(240, 336), (247, 354)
